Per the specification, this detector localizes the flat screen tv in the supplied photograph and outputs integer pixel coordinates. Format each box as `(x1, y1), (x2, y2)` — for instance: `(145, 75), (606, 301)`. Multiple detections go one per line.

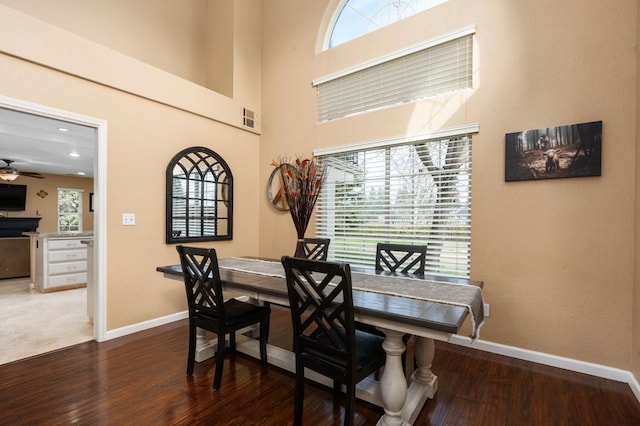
(0, 183), (27, 211)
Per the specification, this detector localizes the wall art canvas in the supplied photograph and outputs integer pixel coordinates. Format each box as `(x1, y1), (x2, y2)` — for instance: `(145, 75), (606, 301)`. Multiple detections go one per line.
(505, 120), (602, 182)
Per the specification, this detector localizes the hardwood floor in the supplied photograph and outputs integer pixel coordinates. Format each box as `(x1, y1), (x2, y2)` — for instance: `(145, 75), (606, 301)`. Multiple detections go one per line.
(1, 305), (639, 425)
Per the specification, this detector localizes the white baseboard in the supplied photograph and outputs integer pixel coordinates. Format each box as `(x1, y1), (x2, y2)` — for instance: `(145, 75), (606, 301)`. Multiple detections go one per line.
(449, 335), (640, 400)
(629, 374), (640, 403)
(101, 313), (640, 404)
(105, 310), (188, 340)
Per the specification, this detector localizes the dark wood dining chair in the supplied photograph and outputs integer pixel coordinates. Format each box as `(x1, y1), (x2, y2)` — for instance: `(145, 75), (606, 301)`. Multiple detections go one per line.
(265, 237), (331, 310)
(375, 242), (427, 275)
(302, 237), (330, 260)
(370, 243), (427, 376)
(177, 245), (271, 390)
(281, 256), (386, 426)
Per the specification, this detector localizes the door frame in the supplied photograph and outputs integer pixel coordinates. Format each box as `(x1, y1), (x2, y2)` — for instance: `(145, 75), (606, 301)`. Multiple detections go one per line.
(0, 95), (107, 342)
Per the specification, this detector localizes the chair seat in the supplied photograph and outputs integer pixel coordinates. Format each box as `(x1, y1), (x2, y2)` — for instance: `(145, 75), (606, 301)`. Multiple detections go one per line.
(223, 298), (270, 324)
(355, 321), (410, 342)
(305, 328), (385, 374)
(195, 298), (268, 327)
(355, 320), (409, 379)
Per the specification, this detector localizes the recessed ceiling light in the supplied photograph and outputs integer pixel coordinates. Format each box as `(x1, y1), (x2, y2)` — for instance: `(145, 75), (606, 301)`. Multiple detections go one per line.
(69, 152), (80, 157)
(77, 172), (86, 176)
(58, 127), (69, 132)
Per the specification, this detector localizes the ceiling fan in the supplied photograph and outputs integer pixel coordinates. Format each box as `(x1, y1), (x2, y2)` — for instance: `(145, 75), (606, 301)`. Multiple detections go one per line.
(0, 159), (45, 181)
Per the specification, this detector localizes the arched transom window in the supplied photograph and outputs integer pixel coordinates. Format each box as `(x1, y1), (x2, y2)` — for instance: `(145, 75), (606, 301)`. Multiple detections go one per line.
(329, 0), (448, 48)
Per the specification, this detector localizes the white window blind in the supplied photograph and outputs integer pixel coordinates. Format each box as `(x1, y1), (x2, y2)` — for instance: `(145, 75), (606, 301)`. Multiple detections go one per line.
(316, 33), (473, 122)
(315, 134), (472, 278)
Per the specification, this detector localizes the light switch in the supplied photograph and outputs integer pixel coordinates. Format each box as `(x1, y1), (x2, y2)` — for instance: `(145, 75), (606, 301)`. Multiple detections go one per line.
(122, 213), (136, 226)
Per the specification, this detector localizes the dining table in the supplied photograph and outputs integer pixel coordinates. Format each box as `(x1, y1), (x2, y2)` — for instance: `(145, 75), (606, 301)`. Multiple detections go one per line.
(157, 257), (484, 426)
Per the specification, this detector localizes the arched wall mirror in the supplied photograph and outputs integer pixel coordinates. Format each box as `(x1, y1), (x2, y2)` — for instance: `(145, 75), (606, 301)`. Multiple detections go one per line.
(166, 146), (233, 243)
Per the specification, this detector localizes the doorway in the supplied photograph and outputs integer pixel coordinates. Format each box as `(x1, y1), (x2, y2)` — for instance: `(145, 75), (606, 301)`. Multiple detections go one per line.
(0, 95), (107, 361)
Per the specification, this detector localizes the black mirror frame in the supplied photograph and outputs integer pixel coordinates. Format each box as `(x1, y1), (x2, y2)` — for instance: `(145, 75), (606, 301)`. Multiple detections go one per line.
(166, 146), (233, 244)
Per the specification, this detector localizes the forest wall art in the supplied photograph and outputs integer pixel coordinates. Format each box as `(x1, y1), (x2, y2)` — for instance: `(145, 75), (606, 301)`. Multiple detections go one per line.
(505, 120), (602, 182)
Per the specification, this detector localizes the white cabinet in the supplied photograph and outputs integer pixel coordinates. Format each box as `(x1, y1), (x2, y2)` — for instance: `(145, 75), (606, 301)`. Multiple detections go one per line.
(35, 234), (93, 292)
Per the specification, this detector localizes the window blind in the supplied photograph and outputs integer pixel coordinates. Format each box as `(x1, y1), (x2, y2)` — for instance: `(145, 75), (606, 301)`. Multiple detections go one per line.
(315, 134), (472, 278)
(316, 33), (473, 122)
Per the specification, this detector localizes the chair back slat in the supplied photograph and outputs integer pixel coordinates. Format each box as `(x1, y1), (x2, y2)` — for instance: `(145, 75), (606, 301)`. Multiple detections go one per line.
(282, 256), (356, 370)
(302, 238), (331, 261)
(375, 243), (427, 275)
(177, 245), (226, 321)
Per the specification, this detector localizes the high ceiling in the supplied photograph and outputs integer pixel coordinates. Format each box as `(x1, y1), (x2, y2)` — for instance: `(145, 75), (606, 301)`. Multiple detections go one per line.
(0, 107), (96, 180)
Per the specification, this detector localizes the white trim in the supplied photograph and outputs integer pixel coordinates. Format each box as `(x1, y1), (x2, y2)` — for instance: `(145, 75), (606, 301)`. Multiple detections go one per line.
(314, 123), (479, 157)
(0, 95), (108, 342)
(317, 0), (346, 53)
(312, 25), (476, 86)
(449, 335), (639, 387)
(101, 311), (640, 405)
(105, 311), (188, 341)
(94, 120), (108, 342)
(630, 374), (640, 403)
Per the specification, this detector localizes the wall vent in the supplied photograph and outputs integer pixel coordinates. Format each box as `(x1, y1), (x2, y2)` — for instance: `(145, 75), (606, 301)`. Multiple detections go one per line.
(243, 108), (255, 128)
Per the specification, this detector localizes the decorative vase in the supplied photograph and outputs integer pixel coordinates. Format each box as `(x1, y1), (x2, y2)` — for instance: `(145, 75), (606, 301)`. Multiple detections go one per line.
(273, 157), (325, 260)
(294, 238), (306, 258)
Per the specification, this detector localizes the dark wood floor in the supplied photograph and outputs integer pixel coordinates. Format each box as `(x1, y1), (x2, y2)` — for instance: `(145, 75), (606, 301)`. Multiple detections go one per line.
(2, 305), (640, 425)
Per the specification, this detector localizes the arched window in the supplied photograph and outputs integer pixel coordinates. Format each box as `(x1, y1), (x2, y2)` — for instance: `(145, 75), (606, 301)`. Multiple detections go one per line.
(166, 147), (233, 243)
(329, 0), (448, 48)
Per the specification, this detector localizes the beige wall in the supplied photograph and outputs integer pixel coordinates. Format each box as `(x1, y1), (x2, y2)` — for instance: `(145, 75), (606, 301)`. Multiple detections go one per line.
(205, 0), (234, 96)
(260, 0), (639, 372)
(0, 0), (209, 87)
(0, 0), (262, 118)
(6, 174), (94, 233)
(0, 2), (262, 330)
(635, 1), (640, 381)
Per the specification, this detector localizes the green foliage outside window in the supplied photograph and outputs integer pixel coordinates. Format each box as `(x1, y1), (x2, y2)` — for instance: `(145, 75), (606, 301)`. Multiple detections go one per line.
(58, 189), (82, 232)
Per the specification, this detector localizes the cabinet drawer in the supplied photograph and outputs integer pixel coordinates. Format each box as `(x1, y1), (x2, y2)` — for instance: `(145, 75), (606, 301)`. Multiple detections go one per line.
(48, 272), (87, 288)
(49, 239), (86, 250)
(48, 260), (87, 275)
(49, 249), (87, 262)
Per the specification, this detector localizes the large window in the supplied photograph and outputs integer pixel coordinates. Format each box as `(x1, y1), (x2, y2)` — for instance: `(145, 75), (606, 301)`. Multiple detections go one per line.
(314, 28), (473, 122)
(58, 188), (83, 232)
(315, 132), (472, 278)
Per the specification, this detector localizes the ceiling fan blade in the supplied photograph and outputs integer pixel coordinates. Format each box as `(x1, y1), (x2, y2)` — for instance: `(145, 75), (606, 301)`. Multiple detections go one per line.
(20, 171), (45, 179)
